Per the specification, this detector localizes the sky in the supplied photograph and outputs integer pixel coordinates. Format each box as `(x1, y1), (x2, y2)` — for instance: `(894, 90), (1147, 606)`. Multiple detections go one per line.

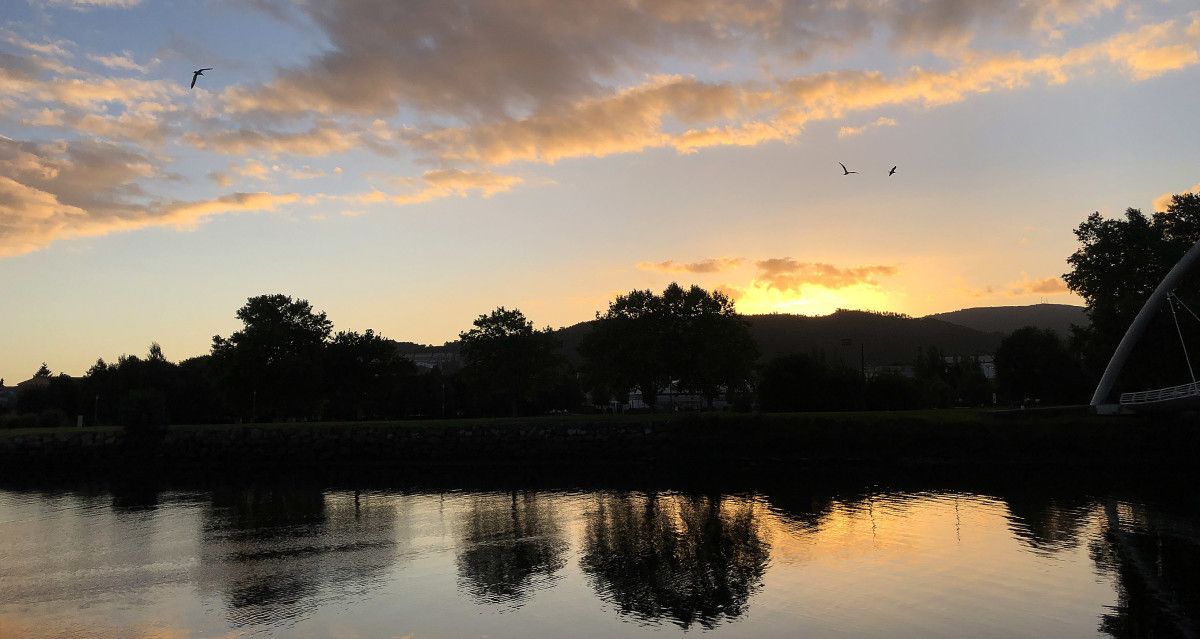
(2, 0), (1200, 382)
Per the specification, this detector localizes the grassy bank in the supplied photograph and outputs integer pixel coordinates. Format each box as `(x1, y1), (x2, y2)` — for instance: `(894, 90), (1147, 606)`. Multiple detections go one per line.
(0, 407), (1115, 435)
(0, 409), (1194, 471)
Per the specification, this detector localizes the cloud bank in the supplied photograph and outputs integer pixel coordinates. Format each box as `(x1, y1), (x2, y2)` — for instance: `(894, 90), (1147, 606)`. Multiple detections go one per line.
(3, 1), (1200, 255)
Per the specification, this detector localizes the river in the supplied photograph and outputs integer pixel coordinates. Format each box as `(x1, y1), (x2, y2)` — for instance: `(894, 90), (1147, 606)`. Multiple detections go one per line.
(0, 466), (1196, 637)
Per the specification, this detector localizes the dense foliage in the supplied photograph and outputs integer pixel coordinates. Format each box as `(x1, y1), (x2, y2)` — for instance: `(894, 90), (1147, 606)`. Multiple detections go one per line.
(1064, 194), (1200, 393)
(24, 194), (1200, 431)
(579, 284), (756, 408)
(458, 308), (579, 416)
(993, 327), (1089, 405)
(756, 346), (994, 412)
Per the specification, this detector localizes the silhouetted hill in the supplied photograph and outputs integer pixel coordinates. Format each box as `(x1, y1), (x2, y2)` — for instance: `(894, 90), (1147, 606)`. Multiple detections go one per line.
(400, 305), (1081, 369)
(741, 311), (1002, 366)
(553, 310), (1003, 367)
(924, 304), (1087, 337)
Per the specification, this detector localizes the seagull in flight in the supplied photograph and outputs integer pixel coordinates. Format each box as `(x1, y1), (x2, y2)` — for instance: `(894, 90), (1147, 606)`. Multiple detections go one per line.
(190, 68), (212, 89)
(889, 165), (897, 176)
(839, 162), (858, 175)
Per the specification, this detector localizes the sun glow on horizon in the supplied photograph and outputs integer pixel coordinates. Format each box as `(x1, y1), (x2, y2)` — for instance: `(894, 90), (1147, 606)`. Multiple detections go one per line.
(731, 283), (897, 317)
(0, 0), (1195, 380)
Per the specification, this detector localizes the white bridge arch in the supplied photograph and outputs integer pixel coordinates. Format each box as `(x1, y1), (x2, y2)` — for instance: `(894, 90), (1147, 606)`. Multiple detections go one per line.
(1092, 238), (1200, 413)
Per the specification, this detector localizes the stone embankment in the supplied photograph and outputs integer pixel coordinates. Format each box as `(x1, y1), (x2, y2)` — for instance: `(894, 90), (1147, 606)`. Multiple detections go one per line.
(1, 411), (1197, 471)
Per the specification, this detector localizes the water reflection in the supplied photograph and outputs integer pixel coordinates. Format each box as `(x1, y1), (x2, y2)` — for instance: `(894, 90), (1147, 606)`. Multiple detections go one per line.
(2, 469), (1200, 637)
(1003, 490), (1094, 553)
(456, 491), (567, 607)
(194, 485), (402, 627)
(1092, 500), (1200, 637)
(759, 485), (837, 533)
(580, 492), (770, 629)
(109, 477), (161, 513)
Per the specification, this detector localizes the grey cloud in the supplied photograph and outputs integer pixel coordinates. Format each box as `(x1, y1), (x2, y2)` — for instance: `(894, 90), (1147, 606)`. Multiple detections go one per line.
(0, 137), (296, 256)
(226, 0), (1116, 121)
(637, 258), (745, 273)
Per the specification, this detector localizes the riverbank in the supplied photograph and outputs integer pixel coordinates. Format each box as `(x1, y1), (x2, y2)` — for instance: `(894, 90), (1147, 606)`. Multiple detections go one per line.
(2, 409), (1198, 472)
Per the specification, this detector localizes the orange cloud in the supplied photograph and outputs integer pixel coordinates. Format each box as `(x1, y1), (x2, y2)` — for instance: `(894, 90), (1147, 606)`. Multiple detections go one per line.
(393, 17), (1200, 167)
(1154, 182), (1200, 212)
(0, 136), (299, 256)
(207, 171), (231, 187)
(637, 257), (745, 273)
(1, 30), (73, 58)
(1095, 18), (1200, 80)
(39, 77), (181, 108)
(1030, 277), (1069, 294)
(225, 0), (1127, 120)
(49, 0), (143, 6)
(755, 259), (898, 291)
(4, 3), (1198, 262)
(327, 169), (524, 212)
(232, 160), (271, 180)
(401, 75), (758, 165)
(0, 181), (298, 256)
(714, 284), (746, 301)
(838, 116), (898, 138)
(389, 169), (523, 205)
(1003, 275), (1071, 296)
(86, 51), (148, 73)
(183, 120), (365, 156)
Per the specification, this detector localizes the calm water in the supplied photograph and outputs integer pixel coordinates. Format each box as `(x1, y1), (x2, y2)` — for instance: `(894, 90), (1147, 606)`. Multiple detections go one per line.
(1, 469), (1197, 638)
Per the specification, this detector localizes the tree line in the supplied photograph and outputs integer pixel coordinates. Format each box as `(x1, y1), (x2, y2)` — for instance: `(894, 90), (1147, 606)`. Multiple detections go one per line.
(0, 290), (1071, 429)
(7, 193), (1199, 428)
(5, 285), (753, 427)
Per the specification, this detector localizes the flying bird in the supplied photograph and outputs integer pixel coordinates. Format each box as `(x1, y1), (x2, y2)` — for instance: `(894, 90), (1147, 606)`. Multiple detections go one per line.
(889, 165), (897, 176)
(190, 68), (212, 89)
(839, 162), (858, 175)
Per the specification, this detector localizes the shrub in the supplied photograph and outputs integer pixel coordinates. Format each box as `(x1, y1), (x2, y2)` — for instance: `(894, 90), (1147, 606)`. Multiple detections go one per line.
(865, 374), (935, 410)
(119, 389), (168, 433)
(0, 413), (39, 429)
(759, 354), (863, 412)
(37, 408), (67, 428)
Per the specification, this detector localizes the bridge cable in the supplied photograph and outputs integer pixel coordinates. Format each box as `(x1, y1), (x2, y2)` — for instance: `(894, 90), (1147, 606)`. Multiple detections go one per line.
(1172, 292), (1200, 324)
(1167, 292), (1197, 384)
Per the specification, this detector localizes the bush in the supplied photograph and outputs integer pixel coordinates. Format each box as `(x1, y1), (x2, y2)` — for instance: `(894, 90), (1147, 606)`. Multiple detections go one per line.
(120, 389), (168, 433)
(0, 413), (39, 429)
(37, 408), (67, 428)
(758, 354), (863, 412)
(865, 374), (929, 410)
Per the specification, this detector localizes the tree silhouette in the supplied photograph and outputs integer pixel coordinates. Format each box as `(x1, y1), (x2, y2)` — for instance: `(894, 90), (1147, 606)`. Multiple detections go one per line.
(324, 329), (419, 420)
(758, 352), (863, 411)
(994, 327), (1088, 404)
(580, 492), (769, 629)
(458, 307), (563, 416)
(211, 294), (333, 421)
(1064, 194), (1200, 390)
(455, 491), (567, 606)
(581, 284), (755, 409)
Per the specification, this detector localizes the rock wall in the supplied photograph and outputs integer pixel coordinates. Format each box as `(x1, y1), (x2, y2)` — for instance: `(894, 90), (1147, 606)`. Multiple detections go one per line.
(2, 412), (1198, 471)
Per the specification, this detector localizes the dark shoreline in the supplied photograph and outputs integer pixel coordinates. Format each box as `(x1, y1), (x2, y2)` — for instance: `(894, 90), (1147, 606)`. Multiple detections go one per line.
(3, 409), (1199, 475)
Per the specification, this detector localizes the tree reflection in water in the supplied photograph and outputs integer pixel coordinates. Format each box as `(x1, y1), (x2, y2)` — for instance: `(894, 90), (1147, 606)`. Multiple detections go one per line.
(455, 491), (567, 607)
(1002, 491), (1094, 554)
(194, 486), (402, 628)
(1091, 500), (1200, 637)
(580, 492), (770, 629)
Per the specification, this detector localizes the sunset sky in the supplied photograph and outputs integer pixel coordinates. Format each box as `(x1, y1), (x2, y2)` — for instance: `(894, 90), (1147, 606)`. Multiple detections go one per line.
(2, 0), (1200, 381)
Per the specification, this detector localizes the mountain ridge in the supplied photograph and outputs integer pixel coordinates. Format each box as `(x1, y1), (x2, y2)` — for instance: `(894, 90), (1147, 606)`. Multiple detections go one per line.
(396, 303), (1088, 368)
(924, 303), (1087, 337)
